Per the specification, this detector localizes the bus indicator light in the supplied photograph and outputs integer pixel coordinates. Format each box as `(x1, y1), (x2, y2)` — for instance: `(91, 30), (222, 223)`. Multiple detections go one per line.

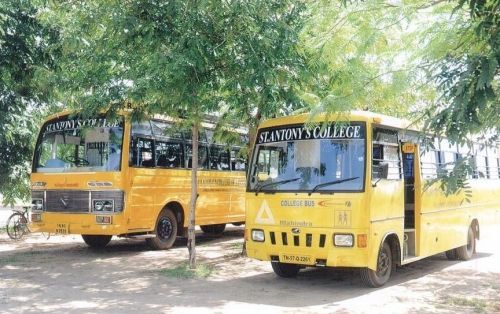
(96, 215), (112, 224)
(402, 143), (415, 154)
(357, 234), (367, 248)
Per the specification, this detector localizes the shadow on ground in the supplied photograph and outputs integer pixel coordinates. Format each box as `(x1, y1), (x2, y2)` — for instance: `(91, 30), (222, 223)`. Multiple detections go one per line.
(0, 228), (499, 313)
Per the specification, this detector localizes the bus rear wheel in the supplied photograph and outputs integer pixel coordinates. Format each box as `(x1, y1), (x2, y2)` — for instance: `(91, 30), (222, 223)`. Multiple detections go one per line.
(146, 209), (178, 250)
(82, 235), (112, 248)
(200, 224), (226, 235)
(456, 225), (475, 261)
(271, 262), (300, 278)
(360, 242), (392, 287)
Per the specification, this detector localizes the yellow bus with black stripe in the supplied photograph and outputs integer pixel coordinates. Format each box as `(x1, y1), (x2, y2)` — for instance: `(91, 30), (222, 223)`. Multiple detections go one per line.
(245, 111), (500, 287)
(30, 111), (247, 249)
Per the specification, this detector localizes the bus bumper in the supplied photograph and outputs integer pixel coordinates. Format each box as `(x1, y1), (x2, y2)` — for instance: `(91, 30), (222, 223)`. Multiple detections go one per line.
(30, 212), (128, 236)
(245, 227), (370, 268)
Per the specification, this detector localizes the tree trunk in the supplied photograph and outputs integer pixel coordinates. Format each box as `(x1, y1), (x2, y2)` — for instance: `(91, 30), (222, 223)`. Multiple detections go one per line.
(188, 122), (199, 269)
(241, 112), (261, 256)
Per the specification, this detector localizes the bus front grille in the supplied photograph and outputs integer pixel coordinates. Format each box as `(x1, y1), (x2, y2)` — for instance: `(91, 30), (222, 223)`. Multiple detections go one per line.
(46, 190), (90, 213)
(33, 190), (125, 213)
(269, 231), (327, 248)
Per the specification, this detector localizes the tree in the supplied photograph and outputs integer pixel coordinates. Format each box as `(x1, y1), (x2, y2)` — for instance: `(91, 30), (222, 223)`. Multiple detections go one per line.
(46, 0), (308, 267)
(0, 0), (59, 205)
(420, 0), (499, 144)
(300, 0), (498, 195)
(299, 0), (430, 119)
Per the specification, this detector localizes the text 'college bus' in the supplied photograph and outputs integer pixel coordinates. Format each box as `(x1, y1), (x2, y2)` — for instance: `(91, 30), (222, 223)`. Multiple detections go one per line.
(245, 111), (500, 287)
(30, 111), (247, 249)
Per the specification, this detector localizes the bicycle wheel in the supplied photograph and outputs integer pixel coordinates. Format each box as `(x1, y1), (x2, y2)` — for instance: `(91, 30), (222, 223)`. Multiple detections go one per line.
(6, 212), (29, 240)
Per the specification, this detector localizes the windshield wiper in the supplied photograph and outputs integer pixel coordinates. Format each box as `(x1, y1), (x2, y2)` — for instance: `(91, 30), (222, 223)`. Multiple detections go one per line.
(255, 177), (300, 195)
(308, 177), (359, 196)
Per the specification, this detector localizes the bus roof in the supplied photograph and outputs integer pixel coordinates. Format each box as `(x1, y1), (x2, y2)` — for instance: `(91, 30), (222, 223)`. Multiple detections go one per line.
(258, 111), (417, 131)
(41, 110), (247, 134)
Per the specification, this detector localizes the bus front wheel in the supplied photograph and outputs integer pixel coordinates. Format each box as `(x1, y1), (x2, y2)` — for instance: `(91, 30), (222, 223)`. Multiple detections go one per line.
(271, 262), (300, 278)
(360, 242), (393, 287)
(146, 209), (178, 250)
(456, 225), (475, 261)
(82, 235), (112, 248)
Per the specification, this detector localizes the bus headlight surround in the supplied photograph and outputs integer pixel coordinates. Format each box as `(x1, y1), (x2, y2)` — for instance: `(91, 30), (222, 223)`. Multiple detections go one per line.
(92, 200), (114, 212)
(334, 234), (354, 247)
(251, 229), (265, 242)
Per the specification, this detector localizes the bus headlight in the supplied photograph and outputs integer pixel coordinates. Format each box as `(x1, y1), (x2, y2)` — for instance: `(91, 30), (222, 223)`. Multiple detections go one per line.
(93, 200), (114, 212)
(32, 198), (44, 211)
(251, 229), (265, 242)
(334, 234), (354, 247)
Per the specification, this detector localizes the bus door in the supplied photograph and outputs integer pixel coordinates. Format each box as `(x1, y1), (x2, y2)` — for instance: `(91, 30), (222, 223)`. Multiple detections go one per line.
(402, 142), (417, 259)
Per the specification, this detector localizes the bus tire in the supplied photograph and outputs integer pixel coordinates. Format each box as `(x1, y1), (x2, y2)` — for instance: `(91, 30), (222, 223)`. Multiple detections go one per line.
(82, 235), (112, 248)
(200, 224), (226, 235)
(271, 262), (300, 278)
(360, 242), (392, 287)
(445, 249), (458, 260)
(146, 209), (178, 250)
(456, 225), (475, 261)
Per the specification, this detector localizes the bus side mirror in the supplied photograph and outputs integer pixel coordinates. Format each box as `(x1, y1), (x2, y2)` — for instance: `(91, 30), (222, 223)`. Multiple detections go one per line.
(372, 162), (389, 187)
(379, 162), (389, 179)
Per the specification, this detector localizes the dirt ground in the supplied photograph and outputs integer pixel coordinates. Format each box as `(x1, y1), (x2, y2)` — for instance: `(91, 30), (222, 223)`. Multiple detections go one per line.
(1, 226), (499, 314)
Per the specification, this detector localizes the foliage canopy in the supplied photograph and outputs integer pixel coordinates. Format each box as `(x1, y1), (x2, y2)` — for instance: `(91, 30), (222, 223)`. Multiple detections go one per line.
(0, 0), (58, 204)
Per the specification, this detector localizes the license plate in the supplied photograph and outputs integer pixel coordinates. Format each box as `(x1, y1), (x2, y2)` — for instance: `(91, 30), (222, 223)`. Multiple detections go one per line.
(55, 223), (68, 235)
(279, 253), (313, 265)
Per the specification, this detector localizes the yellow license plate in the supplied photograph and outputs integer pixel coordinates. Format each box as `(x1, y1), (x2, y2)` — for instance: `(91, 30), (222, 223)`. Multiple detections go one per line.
(279, 253), (313, 265)
(55, 223), (68, 235)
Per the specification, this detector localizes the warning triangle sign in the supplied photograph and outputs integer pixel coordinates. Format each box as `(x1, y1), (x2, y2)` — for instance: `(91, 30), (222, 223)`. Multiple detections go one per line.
(255, 200), (275, 224)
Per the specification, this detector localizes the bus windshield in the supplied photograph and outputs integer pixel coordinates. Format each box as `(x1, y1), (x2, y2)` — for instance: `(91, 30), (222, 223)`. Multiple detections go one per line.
(248, 122), (366, 193)
(33, 116), (124, 173)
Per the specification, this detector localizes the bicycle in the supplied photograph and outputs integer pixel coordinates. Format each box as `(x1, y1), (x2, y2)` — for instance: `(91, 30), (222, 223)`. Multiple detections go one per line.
(6, 206), (50, 240)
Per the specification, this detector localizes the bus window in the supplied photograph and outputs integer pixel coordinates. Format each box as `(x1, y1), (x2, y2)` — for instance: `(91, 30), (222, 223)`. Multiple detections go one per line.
(249, 122), (365, 192)
(156, 141), (184, 168)
(255, 146), (286, 180)
(231, 148), (246, 171)
(186, 144), (209, 169)
(131, 138), (154, 167)
(209, 145), (230, 171)
(151, 120), (183, 140)
(132, 121), (153, 137)
(372, 128), (401, 180)
(33, 116), (124, 173)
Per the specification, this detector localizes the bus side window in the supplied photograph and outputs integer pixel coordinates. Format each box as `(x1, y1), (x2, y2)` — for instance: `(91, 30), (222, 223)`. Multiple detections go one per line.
(156, 141), (183, 168)
(209, 145), (230, 171)
(372, 128), (401, 180)
(186, 144), (209, 169)
(131, 137), (154, 167)
(231, 148), (246, 171)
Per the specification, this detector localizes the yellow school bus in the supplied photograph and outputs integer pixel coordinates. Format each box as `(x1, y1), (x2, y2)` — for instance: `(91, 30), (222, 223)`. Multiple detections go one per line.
(245, 111), (500, 287)
(30, 111), (247, 249)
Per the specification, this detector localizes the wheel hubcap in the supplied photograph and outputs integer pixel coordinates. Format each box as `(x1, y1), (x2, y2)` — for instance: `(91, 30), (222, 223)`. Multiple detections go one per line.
(158, 217), (173, 241)
(377, 251), (390, 275)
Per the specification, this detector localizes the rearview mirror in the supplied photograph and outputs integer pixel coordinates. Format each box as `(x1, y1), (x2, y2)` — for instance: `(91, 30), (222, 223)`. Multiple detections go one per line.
(372, 162), (389, 187)
(374, 162), (389, 180)
(379, 162), (389, 179)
